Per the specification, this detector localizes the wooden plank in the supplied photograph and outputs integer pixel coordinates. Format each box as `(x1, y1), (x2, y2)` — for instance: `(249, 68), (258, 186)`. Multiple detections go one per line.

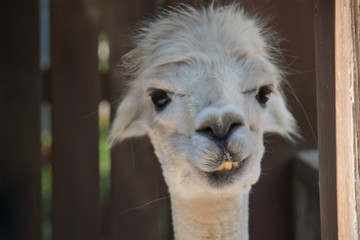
(0, 1), (42, 240)
(50, 0), (101, 239)
(107, 1), (173, 239)
(334, 0), (359, 239)
(314, 1), (338, 239)
(353, 0), (360, 235)
(315, 0), (360, 239)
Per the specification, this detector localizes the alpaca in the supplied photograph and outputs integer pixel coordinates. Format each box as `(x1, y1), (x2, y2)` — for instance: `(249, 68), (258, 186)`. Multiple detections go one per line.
(110, 3), (297, 240)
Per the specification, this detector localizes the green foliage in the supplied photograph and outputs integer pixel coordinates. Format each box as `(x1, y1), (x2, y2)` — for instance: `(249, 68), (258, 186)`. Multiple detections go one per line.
(98, 32), (110, 74)
(99, 120), (111, 203)
(42, 163), (52, 240)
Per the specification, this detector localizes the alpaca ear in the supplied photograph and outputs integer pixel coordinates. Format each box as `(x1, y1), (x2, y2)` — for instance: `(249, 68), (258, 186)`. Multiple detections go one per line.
(109, 88), (152, 145)
(264, 92), (299, 141)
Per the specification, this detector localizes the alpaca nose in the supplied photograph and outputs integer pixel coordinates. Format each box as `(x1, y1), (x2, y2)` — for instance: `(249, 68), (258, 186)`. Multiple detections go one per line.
(195, 113), (244, 140)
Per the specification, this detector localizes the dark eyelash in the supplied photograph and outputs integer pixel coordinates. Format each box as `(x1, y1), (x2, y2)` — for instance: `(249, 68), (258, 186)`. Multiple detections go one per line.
(243, 84), (274, 95)
(242, 89), (257, 94)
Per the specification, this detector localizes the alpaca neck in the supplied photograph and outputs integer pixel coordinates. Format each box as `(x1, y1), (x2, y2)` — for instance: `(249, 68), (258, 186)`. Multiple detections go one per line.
(170, 192), (249, 240)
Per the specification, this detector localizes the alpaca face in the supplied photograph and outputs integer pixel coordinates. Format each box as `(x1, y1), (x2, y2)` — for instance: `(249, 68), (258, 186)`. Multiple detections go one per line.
(110, 5), (297, 198)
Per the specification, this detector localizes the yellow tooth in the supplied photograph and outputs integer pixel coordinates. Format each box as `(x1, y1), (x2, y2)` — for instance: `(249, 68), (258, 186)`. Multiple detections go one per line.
(216, 163), (225, 171)
(224, 161), (233, 170)
(216, 160), (238, 171)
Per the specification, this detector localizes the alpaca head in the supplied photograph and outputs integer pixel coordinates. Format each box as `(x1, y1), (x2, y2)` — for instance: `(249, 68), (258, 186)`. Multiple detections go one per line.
(110, 5), (297, 199)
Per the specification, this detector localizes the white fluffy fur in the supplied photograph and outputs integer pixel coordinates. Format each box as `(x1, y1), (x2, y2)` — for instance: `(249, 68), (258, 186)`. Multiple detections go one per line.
(110, 3), (297, 240)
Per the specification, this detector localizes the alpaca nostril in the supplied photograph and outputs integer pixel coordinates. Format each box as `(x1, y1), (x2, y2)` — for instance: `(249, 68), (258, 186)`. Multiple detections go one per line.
(196, 121), (243, 140)
(228, 122), (243, 136)
(196, 126), (216, 138)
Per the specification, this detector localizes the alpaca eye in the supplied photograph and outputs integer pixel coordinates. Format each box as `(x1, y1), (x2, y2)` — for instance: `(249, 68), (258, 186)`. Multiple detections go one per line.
(256, 86), (272, 106)
(150, 90), (171, 111)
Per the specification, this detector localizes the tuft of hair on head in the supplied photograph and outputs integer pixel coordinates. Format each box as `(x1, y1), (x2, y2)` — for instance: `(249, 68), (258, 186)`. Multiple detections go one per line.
(121, 2), (285, 81)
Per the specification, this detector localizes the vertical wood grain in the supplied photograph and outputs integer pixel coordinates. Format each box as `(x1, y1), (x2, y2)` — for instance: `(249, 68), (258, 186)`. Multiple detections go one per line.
(351, 0), (360, 235)
(50, 0), (101, 239)
(314, 1), (338, 239)
(0, 1), (42, 239)
(315, 0), (360, 239)
(334, 1), (359, 239)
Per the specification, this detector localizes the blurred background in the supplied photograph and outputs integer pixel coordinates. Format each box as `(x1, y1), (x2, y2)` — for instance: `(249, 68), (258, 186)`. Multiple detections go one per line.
(0, 0), (319, 239)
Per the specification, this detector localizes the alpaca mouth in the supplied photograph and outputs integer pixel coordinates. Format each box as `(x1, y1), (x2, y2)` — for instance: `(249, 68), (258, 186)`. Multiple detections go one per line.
(204, 158), (248, 187)
(215, 160), (241, 171)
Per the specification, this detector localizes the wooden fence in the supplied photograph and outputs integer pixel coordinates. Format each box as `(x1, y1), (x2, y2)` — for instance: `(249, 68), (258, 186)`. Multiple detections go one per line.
(3, 0), (358, 240)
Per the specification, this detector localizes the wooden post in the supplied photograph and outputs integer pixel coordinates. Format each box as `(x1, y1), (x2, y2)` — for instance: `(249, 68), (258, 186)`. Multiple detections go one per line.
(0, 1), (42, 240)
(315, 0), (360, 239)
(50, 0), (101, 239)
(107, 1), (173, 239)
